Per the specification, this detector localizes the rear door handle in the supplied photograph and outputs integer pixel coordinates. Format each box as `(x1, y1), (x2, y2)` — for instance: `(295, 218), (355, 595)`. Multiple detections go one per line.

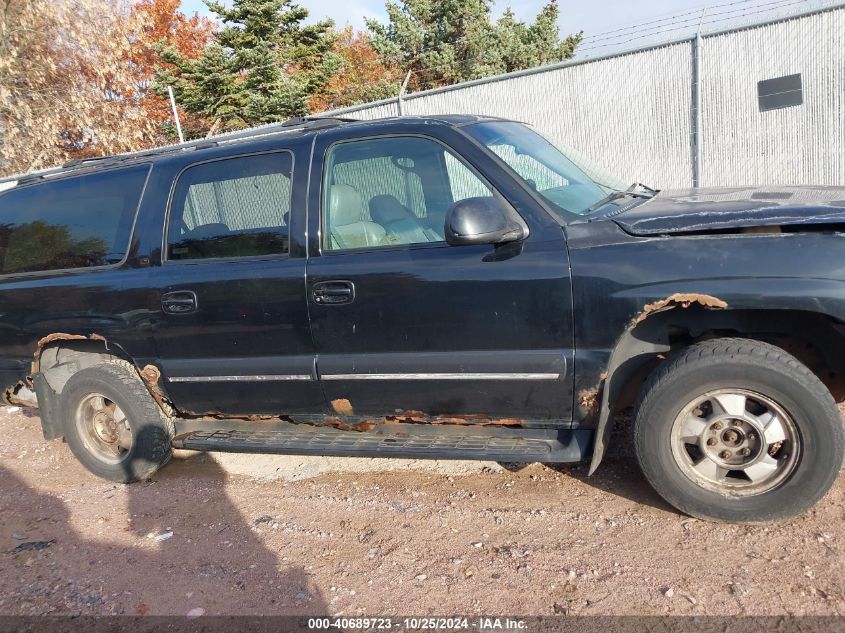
(161, 290), (198, 314)
(313, 280), (355, 305)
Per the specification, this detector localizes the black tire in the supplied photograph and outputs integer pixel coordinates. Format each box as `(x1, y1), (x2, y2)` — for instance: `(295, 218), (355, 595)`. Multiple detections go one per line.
(634, 338), (844, 523)
(60, 360), (174, 483)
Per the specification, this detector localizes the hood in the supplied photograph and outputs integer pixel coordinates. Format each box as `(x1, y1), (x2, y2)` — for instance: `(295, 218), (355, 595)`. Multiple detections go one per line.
(612, 186), (845, 236)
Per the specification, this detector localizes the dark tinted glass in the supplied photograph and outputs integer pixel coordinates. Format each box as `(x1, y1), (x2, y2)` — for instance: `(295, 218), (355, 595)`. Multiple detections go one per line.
(168, 152), (293, 260)
(758, 74), (803, 112)
(0, 164), (149, 275)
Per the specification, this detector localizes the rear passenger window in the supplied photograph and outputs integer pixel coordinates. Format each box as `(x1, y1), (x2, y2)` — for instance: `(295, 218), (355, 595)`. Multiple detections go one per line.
(0, 164), (149, 275)
(167, 152), (292, 261)
(322, 137), (494, 251)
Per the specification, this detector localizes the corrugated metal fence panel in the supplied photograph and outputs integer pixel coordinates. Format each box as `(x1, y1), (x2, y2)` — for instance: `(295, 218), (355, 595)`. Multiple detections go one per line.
(325, 5), (844, 189)
(402, 41), (694, 189)
(339, 100), (401, 120)
(700, 8), (845, 186)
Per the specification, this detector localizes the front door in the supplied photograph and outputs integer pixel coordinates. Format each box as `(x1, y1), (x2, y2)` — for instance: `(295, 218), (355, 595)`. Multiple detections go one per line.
(150, 147), (324, 415)
(306, 128), (574, 423)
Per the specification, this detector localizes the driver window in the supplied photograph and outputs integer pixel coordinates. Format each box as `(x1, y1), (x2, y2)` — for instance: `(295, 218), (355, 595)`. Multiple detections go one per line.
(322, 136), (494, 251)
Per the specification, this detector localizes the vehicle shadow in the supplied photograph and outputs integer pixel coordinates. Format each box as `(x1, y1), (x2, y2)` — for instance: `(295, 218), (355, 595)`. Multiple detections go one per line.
(544, 415), (679, 515)
(122, 426), (329, 615)
(0, 426), (328, 618)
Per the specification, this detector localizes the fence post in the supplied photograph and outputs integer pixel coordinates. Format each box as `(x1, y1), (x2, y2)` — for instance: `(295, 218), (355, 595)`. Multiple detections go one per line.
(691, 8), (707, 188)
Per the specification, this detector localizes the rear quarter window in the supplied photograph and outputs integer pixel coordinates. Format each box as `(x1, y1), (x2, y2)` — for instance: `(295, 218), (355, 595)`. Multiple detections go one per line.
(0, 164), (149, 275)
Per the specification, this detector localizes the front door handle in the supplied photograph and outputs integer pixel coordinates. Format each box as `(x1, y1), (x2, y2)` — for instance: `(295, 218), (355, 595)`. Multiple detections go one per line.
(161, 290), (198, 314)
(313, 280), (355, 305)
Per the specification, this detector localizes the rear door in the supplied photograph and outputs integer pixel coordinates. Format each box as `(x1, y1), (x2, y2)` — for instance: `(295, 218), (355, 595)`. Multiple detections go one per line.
(149, 143), (324, 415)
(306, 125), (574, 423)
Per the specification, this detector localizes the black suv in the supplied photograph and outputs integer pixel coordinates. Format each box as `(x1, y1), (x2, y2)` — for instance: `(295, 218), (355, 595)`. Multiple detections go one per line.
(1, 115), (843, 523)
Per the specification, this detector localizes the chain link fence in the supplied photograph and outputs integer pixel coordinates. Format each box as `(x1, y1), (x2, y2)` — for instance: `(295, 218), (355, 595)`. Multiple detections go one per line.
(322, 3), (845, 190)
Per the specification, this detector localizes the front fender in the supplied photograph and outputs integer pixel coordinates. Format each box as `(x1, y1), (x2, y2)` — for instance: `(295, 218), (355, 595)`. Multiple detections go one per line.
(587, 286), (845, 474)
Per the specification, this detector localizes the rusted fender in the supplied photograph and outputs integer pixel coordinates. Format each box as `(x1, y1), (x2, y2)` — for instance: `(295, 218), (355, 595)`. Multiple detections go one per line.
(30, 332), (175, 415)
(588, 293), (728, 475)
(36, 332), (106, 349)
(633, 293), (728, 326)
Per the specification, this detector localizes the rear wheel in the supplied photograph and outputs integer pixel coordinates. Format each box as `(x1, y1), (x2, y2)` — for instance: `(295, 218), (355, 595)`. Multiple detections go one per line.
(634, 338), (844, 522)
(60, 360), (173, 483)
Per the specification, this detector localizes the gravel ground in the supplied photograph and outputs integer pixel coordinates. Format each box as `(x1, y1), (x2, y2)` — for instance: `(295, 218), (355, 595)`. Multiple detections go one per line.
(1, 405), (844, 617)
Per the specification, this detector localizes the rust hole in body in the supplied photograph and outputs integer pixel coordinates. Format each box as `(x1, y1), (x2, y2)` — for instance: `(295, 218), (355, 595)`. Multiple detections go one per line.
(577, 387), (600, 418)
(140, 364), (161, 386)
(307, 414), (524, 431)
(138, 364), (176, 414)
(183, 412), (525, 431)
(331, 398), (354, 416)
(4, 379), (34, 406)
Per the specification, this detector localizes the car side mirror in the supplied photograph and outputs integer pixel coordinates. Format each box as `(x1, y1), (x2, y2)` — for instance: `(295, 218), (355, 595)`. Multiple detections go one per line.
(444, 197), (527, 246)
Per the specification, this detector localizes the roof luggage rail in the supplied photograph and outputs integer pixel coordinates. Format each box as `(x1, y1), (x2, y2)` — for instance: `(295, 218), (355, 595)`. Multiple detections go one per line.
(0, 115), (359, 188)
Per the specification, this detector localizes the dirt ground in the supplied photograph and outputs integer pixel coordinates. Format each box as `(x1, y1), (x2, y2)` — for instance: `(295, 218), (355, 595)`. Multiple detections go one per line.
(1, 405), (844, 618)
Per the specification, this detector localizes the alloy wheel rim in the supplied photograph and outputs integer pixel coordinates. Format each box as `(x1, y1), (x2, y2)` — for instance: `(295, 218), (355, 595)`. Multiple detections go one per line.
(669, 388), (800, 496)
(75, 393), (133, 464)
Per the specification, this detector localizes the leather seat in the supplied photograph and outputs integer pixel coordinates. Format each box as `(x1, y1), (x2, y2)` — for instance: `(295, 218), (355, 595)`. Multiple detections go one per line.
(328, 185), (386, 249)
(369, 195), (439, 244)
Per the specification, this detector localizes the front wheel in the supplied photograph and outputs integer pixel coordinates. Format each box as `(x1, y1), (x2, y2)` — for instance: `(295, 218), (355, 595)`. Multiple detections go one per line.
(634, 338), (844, 523)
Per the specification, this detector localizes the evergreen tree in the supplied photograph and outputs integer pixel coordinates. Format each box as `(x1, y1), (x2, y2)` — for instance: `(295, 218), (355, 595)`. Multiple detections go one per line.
(128, 0), (216, 142)
(366, 0), (582, 91)
(309, 28), (404, 112)
(155, 0), (336, 132)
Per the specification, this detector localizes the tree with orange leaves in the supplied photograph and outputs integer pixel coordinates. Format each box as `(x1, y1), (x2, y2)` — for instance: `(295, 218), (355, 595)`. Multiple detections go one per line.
(0, 0), (156, 176)
(309, 27), (403, 113)
(129, 0), (216, 141)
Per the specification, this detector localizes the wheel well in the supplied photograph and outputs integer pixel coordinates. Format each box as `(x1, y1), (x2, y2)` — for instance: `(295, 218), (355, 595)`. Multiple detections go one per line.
(38, 340), (134, 395)
(37, 339), (175, 418)
(614, 308), (845, 413)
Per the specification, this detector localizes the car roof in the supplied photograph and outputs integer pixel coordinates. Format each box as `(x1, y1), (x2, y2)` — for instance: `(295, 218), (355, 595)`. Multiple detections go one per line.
(0, 114), (512, 190)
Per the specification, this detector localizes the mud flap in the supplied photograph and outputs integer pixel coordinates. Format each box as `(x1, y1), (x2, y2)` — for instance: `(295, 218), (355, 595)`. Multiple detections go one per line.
(588, 327), (669, 475)
(32, 373), (62, 440)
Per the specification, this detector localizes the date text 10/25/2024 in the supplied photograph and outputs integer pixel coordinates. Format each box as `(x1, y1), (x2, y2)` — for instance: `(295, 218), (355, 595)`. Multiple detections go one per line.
(307, 618), (528, 630)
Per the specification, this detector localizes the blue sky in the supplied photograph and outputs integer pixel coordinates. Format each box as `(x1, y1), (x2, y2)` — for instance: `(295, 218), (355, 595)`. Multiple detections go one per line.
(180, 0), (715, 40)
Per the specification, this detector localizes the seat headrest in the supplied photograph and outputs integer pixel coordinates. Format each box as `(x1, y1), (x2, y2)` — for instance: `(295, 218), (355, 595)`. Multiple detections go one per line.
(329, 184), (364, 226)
(188, 222), (230, 238)
(369, 195), (416, 225)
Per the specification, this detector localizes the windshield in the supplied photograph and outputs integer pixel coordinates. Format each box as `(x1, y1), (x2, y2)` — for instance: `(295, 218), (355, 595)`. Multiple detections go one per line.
(464, 121), (628, 218)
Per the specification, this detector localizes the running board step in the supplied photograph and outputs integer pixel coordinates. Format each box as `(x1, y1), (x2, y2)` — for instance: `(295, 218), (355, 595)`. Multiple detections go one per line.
(172, 426), (592, 462)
